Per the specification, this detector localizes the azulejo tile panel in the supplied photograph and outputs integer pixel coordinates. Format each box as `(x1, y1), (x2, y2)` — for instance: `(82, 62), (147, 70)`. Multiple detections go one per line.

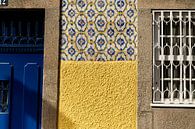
(61, 0), (138, 61)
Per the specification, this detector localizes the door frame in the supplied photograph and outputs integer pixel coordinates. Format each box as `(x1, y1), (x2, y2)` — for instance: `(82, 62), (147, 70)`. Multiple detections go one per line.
(0, 1), (60, 129)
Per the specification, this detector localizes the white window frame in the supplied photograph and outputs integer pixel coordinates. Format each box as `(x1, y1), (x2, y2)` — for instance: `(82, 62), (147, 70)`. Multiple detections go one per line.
(152, 10), (195, 107)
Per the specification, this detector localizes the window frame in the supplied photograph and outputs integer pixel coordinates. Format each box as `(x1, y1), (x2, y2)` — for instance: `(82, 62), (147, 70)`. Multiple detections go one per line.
(151, 10), (195, 107)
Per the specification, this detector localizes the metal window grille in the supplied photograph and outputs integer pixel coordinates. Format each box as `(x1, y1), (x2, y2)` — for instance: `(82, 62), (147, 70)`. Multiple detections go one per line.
(152, 10), (195, 107)
(0, 9), (44, 54)
(0, 80), (9, 112)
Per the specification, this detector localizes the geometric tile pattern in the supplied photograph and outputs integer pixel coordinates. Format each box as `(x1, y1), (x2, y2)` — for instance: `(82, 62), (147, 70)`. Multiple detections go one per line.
(61, 0), (138, 61)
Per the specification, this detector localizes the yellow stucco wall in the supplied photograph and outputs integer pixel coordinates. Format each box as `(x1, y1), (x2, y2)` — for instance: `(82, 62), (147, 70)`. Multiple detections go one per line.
(58, 61), (137, 129)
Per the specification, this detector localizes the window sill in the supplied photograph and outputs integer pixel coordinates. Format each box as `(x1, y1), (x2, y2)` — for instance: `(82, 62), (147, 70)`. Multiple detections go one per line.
(151, 103), (195, 108)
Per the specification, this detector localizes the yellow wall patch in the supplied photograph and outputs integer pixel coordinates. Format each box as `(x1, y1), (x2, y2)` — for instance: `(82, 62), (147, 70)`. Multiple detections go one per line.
(58, 61), (137, 129)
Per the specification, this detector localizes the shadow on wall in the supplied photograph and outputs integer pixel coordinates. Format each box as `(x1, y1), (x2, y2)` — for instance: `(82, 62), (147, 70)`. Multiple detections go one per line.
(9, 78), (43, 129)
(23, 80), (75, 129)
(58, 113), (76, 129)
(8, 79), (60, 129)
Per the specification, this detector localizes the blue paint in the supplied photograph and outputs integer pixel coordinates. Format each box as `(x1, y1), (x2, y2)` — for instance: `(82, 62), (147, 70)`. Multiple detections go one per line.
(23, 64), (40, 129)
(0, 9), (44, 129)
(0, 114), (9, 129)
(0, 54), (43, 129)
(0, 63), (11, 129)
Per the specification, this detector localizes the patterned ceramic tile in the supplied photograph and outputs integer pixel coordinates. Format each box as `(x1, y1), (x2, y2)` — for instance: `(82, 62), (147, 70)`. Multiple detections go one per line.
(61, 0), (138, 61)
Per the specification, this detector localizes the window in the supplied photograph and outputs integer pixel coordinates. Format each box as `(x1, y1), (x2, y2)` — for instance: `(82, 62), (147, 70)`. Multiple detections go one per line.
(152, 10), (195, 107)
(0, 9), (44, 54)
(0, 80), (9, 112)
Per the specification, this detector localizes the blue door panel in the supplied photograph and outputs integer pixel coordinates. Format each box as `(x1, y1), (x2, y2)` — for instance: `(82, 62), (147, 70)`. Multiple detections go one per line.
(0, 63), (11, 129)
(23, 63), (40, 129)
(0, 54), (43, 129)
(0, 114), (9, 129)
(0, 63), (11, 80)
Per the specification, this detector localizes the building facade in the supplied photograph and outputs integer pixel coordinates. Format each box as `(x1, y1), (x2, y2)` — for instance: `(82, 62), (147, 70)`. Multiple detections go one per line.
(0, 0), (195, 129)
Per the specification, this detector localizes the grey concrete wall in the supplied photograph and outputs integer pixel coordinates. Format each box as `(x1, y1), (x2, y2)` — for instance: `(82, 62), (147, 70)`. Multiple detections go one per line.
(138, 0), (195, 129)
(0, 1), (60, 129)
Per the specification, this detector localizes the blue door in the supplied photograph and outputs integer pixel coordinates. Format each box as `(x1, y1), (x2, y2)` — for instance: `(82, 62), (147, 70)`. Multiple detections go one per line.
(0, 9), (44, 129)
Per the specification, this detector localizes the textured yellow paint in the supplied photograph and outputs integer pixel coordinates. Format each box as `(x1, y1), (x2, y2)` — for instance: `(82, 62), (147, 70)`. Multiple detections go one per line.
(58, 61), (137, 129)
